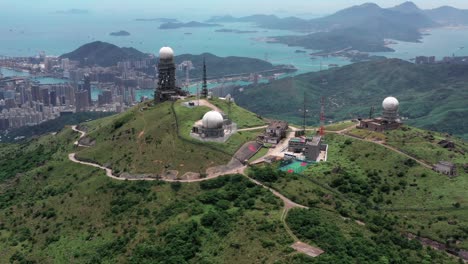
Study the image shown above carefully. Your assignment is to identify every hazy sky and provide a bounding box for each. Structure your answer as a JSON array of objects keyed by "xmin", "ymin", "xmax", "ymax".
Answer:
[{"xmin": 2, "ymin": 0, "xmax": 468, "ymax": 16}]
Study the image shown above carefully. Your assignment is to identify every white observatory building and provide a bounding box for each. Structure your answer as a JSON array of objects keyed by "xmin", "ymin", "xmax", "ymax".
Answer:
[
  {"xmin": 358, "ymin": 96, "xmax": 402, "ymax": 132},
  {"xmin": 191, "ymin": 110, "xmax": 236, "ymax": 142}
]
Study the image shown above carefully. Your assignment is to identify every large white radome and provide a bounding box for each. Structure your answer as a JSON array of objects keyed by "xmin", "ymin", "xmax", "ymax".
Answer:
[
  {"xmin": 202, "ymin": 111, "xmax": 224, "ymax": 129},
  {"xmin": 382, "ymin": 97, "xmax": 399, "ymax": 111},
  {"xmin": 159, "ymin": 47, "xmax": 174, "ymax": 59}
]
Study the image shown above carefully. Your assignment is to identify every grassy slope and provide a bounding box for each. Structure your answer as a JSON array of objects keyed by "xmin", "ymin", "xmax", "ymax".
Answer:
[
  {"xmin": 251, "ymin": 132, "xmax": 468, "ymax": 251},
  {"xmin": 0, "ymin": 128, "xmax": 294, "ymax": 263},
  {"xmin": 76, "ymin": 100, "xmax": 264, "ymax": 175},
  {"xmin": 235, "ymin": 59, "xmax": 468, "ymax": 139}
]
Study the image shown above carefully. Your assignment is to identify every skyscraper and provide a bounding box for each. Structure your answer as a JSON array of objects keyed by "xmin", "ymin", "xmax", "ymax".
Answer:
[
  {"xmin": 50, "ymin": 90, "xmax": 57, "ymax": 106},
  {"xmin": 31, "ymin": 85, "xmax": 40, "ymax": 102},
  {"xmin": 75, "ymin": 90, "xmax": 89, "ymax": 112},
  {"xmin": 41, "ymin": 87, "xmax": 50, "ymax": 106},
  {"xmin": 83, "ymin": 74, "xmax": 92, "ymax": 104}
]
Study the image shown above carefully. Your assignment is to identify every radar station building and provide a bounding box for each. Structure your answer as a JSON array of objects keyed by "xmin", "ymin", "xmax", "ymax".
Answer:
[
  {"xmin": 154, "ymin": 47, "xmax": 187, "ymax": 102},
  {"xmin": 191, "ymin": 110, "xmax": 236, "ymax": 142},
  {"xmin": 358, "ymin": 96, "xmax": 402, "ymax": 132}
]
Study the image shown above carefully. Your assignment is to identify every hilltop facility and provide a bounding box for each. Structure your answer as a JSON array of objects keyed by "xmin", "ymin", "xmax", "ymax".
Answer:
[
  {"xmin": 154, "ymin": 47, "xmax": 187, "ymax": 102},
  {"xmin": 191, "ymin": 110, "xmax": 237, "ymax": 142},
  {"xmin": 358, "ymin": 96, "xmax": 402, "ymax": 132},
  {"xmin": 286, "ymin": 136, "xmax": 328, "ymax": 162}
]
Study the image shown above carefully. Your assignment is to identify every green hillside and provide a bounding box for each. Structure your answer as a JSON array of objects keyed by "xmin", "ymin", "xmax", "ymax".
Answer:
[
  {"xmin": 0, "ymin": 100, "xmax": 464, "ymax": 263},
  {"xmin": 248, "ymin": 130, "xmax": 468, "ymax": 256},
  {"xmin": 75, "ymin": 99, "xmax": 265, "ymax": 176},
  {"xmin": 0, "ymin": 130, "xmax": 291, "ymax": 263},
  {"xmin": 234, "ymin": 59, "xmax": 468, "ymax": 139}
]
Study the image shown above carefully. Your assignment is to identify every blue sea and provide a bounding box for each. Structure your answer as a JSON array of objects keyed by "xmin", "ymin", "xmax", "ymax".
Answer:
[{"xmin": 2, "ymin": 11, "xmax": 468, "ymax": 93}]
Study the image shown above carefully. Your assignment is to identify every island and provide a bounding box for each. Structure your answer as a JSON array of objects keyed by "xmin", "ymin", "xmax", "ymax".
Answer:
[
  {"xmin": 134, "ymin": 18, "xmax": 179, "ymax": 23},
  {"xmin": 55, "ymin": 9, "xmax": 89, "ymax": 15},
  {"xmin": 159, "ymin": 21, "xmax": 222, "ymax": 30},
  {"xmin": 215, "ymin": 29, "xmax": 258, "ymax": 34},
  {"xmin": 109, "ymin": 30, "xmax": 131, "ymax": 37}
]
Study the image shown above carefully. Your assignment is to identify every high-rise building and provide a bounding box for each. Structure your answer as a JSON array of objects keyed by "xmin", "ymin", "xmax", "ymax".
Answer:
[
  {"xmin": 98, "ymin": 89, "xmax": 112, "ymax": 106},
  {"xmin": 50, "ymin": 90, "xmax": 57, "ymax": 106},
  {"xmin": 31, "ymin": 85, "xmax": 40, "ymax": 102},
  {"xmin": 83, "ymin": 74, "xmax": 92, "ymax": 104},
  {"xmin": 75, "ymin": 90, "xmax": 89, "ymax": 112},
  {"xmin": 41, "ymin": 87, "xmax": 50, "ymax": 106}
]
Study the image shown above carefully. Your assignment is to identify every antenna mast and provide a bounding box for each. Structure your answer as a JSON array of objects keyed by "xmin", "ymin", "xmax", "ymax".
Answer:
[{"xmin": 319, "ymin": 97, "xmax": 325, "ymax": 136}]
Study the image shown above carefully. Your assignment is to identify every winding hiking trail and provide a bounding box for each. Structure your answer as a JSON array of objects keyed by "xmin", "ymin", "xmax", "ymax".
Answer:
[
  {"xmin": 69, "ymin": 118, "xmax": 442, "ymax": 259},
  {"xmin": 69, "ymin": 124, "xmax": 324, "ymax": 257}
]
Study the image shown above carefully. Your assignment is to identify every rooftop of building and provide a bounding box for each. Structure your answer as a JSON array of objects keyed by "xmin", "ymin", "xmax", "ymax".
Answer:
[{"xmin": 268, "ymin": 120, "xmax": 288, "ymax": 130}]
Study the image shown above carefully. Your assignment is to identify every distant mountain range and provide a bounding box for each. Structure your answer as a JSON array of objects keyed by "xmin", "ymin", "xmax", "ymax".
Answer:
[
  {"xmin": 59, "ymin": 41, "xmax": 291, "ymax": 78},
  {"xmin": 234, "ymin": 59, "xmax": 468, "ymax": 139},
  {"xmin": 159, "ymin": 21, "xmax": 222, "ymax": 30},
  {"xmin": 208, "ymin": 2, "xmax": 468, "ymax": 53}
]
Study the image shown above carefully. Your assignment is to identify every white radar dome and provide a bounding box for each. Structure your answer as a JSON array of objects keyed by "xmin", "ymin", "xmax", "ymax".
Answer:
[
  {"xmin": 382, "ymin": 97, "xmax": 399, "ymax": 111},
  {"xmin": 202, "ymin": 111, "xmax": 224, "ymax": 129},
  {"xmin": 159, "ymin": 47, "xmax": 174, "ymax": 59}
]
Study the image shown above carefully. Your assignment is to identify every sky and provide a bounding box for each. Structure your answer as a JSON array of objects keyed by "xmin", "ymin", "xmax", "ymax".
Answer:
[{"xmin": 1, "ymin": 0, "xmax": 468, "ymax": 17}]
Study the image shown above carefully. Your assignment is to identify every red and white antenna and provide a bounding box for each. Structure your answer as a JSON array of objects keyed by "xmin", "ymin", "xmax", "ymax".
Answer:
[{"xmin": 319, "ymin": 97, "xmax": 325, "ymax": 136}]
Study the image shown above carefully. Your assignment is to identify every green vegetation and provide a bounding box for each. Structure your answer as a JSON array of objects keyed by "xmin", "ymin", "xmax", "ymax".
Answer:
[
  {"xmin": 1, "ymin": 112, "xmax": 115, "ymax": 143},
  {"xmin": 76, "ymin": 102, "xmax": 228, "ymax": 175},
  {"xmin": 76, "ymin": 100, "xmax": 263, "ymax": 176},
  {"xmin": 0, "ymin": 128, "xmax": 77, "ymax": 181},
  {"xmin": 208, "ymin": 98, "xmax": 267, "ymax": 129},
  {"xmin": 174, "ymin": 53, "xmax": 290, "ymax": 81},
  {"xmin": 325, "ymin": 121, "xmax": 356, "ymax": 132},
  {"xmin": 248, "ymin": 131, "xmax": 468, "ymax": 253},
  {"xmin": 287, "ymin": 208, "xmax": 455, "ymax": 264},
  {"xmin": 0, "ymin": 99, "xmax": 466, "ymax": 263},
  {"xmin": 60, "ymin": 41, "xmax": 148, "ymax": 67},
  {"xmin": 235, "ymin": 59, "xmax": 468, "ymax": 139},
  {"xmin": 0, "ymin": 127, "xmax": 294, "ymax": 262}
]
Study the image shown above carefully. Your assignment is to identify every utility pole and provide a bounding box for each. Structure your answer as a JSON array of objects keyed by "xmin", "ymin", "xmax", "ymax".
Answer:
[
  {"xmin": 298, "ymin": 84, "xmax": 309, "ymax": 135},
  {"xmin": 369, "ymin": 106, "xmax": 375, "ymax": 119}
]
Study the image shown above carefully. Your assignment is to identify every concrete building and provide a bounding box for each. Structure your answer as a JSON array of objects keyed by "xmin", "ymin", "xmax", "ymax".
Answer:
[
  {"xmin": 191, "ymin": 110, "xmax": 237, "ymax": 142},
  {"xmin": 433, "ymin": 161, "xmax": 456, "ymax": 176},
  {"xmin": 193, "ymin": 111, "xmax": 225, "ymax": 138},
  {"xmin": 358, "ymin": 96, "xmax": 402, "ymax": 132},
  {"xmin": 41, "ymin": 87, "xmax": 50, "ymax": 106},
  {"xmin": 288, "ymin": 136, "xmax": 324, "ymax": 161},
  {"xmin": 75, "ymin": 90, "xmax": 89, "ymax": 112},
  {"xmin": 262, "ymin": 120, "xmax": 288, "ymax": 144}
]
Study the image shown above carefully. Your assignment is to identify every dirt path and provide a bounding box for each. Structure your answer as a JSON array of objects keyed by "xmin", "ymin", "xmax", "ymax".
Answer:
[
  {"xmin": 330, "ymin": 130, "xmax": 433, "ymax": 169},
  {"xmin": 68, "ymin": 124, "xmax": 324, "ymax": 257},
  {"xmin": 71, "ymin": 126, "xmax": 89, "ymax": 148},
  {"xmin": 237, "ymin": 126, "xmax": 268, "ymax": 132},
  {"xmin": 197, "ymin": 99, "xmax": 223, "ymax": 113}
]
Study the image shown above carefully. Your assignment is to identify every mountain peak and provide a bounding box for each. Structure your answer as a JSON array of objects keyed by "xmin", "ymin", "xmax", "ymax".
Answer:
[{"xmin": 390, "ymin": 1, "xmax": 422, "ymax": 13}]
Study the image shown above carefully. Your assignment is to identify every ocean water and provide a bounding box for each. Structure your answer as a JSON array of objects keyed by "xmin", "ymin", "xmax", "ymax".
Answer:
[
  {"xmin": 374, "ymin": 27, "xmax": 468, "ymax": 60},
  {"xmin": 0, "ymin": 12, "xmax": 348, "ymax": 74},
  {"xmin": 1, "ymin": 12, "xmax": 468, "ymax": 78}
]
